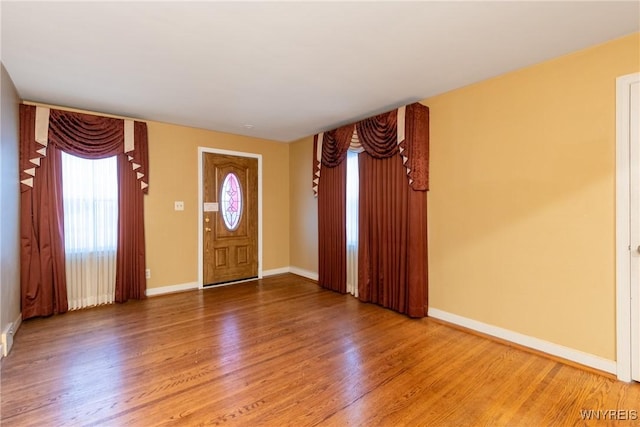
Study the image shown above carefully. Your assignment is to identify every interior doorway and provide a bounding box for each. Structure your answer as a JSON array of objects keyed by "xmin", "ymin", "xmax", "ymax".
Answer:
[
  {"xmin": 198, "ymin": 148, "xmax": 262, "ymax": 287},
  {"xmin": 616, "ymin": 72, "xmax": 640, "ymax": 382}
]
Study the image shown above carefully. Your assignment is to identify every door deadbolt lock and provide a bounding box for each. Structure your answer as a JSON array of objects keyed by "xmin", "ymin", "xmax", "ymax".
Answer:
[{"xmin": 205, "ymin": 217, "xmax": 210, "ymax": 223}]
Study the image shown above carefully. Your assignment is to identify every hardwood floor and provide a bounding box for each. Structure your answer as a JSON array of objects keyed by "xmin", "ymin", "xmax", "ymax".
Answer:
[{"xmin": 2, "ymin": 274, "xmax": 639, "ymax": 426}]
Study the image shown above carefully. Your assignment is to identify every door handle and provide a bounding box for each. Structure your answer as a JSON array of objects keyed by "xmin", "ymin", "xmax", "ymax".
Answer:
[{"xmin": 205, "ymin": 227, "xmax": 212, "ymax": 232}]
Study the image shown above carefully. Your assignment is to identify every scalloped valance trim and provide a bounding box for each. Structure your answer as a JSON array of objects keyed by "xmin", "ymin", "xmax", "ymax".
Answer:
[
  {"xmin": 313, "ymin": 103, "xmax": 428, "ymax": 197},
  {"xmin": 20, "ymin": 105, "xmax": 149, "ymax": 192}
]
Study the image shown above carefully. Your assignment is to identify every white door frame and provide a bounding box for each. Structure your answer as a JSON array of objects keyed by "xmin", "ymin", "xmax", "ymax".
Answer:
[
  {"xmin": 615, "ymin": 72, "xmax": 640, "ymax": 382},
  {"xmin": 197, "ymin": 147, "xmax": 263, "ymax": 289}
]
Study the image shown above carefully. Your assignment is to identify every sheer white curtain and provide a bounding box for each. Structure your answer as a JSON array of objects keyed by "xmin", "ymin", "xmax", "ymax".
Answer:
[
  {"xmin": 62, "ymin": 152, "xmax": 118, "ymax": 310},
  {"xmin": 346, "ymin": 150, "xmax": 359, "ymax": 297}
]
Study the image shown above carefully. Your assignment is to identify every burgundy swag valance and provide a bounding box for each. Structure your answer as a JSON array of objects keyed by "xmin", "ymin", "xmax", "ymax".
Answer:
[
  {"xmin": 20, "ymin": 106, "xmax": 149, "ymax": 191},
  {"xmin": 312, "ymin": 102, "xmax": 430, "ymax": 318},
  {"xmin": 19, "ymin": 104, "xmax": 149, "ymax": 319},
  {"xmin": 312, "ymin": 102, "xmax": 429, "ymax": 195}
]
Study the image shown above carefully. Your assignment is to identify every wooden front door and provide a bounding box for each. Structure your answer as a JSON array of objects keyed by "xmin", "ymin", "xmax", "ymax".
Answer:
[{"xmin": 202, "ymin": 153, "xmax": 258, "ymax": 285}]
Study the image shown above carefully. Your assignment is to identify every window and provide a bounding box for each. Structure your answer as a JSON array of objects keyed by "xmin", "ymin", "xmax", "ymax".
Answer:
[
  {"xmin": 346, "ymin": 150, "xmax": 359, "ymax": 247},
  {"xmin": 62, "ymin": 152, "xmax": 118, "ymax": 252},
  {"xmin": 61, "ymin": 152, "xmax": 118, "ymax": 309},
  {"xmin": 346, "ymin": 150, "xmax": 359, "ymax": 297},
  {"xmin": 221, "ymin": 172, "xmax": 242, "ymax": 231}
]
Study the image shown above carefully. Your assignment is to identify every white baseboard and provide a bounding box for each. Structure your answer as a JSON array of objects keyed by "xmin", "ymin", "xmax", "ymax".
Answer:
[
  {"xmin": 289, "ymin": 267, "xmax": 318, "ymax": 281},
  {"xmin": 1, "ymin": 312, "xmax": 22, "ymax": 357},
  {"xmin": 263, "ymin": 267, "xmax": 319, "ymax": 281},
  {"xmin": 146, "ymin": 267, "xmax": 319, "ymax": 297},
  {"xmin": 428, "ymin": 308, "xmax": 617, "ymax": 375},
  {"xmin": 146, "ymin": 281, "xmax": 199, "ymax": 297},
  {"xmin": 262, "ymin": 267, "xmax": 290, "ymax": 277},
  {"xmin": 13, "ymin": 312, "xmax": 22, "ymax": 338}
]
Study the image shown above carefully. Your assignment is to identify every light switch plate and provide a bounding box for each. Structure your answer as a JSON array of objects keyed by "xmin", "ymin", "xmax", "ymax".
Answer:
[{"xmin": 174, "ymin": 201, "xmax": 184, "ymax": 211}]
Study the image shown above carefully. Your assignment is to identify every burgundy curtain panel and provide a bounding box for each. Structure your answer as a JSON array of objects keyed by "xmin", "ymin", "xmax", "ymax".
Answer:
[
  {"xmin": 19, "ymin": 106, "xmax": 68, "ymax": 318},
  {"xmin": 315, "ymin": 129, "xmax": 352, "ymax": 293},
  {"xmin": 358, "ymin": 154, "xmax": 428, "ymax": 317},
  {"xmin": 317, "ymin": 161, "xmax": 347, "ymax": 293},
  {"xmin": 115, "ymin": 121, "xmax": 149, "ymax": 302},
  {"xmin": 19, "ymin": 105, "xmax": 149, "ymax": 319},
  {"xmin": 313, "ymin": 103, "xmax": 429, "ymax": 318}
]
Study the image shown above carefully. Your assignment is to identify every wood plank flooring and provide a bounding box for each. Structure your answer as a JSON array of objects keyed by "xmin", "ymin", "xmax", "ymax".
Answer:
[{"xmin": 2, "ymin": 273, "xmax": 639, "ymax": 426}]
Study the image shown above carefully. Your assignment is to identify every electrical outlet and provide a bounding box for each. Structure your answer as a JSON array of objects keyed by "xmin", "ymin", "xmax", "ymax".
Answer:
[
  {"xmin": 174, "ymin": 201, "xmax": 184, "ymax": 211},
  {"xmin": 145, "ymin": 269, "xmax": 151, "ymax": 279}
]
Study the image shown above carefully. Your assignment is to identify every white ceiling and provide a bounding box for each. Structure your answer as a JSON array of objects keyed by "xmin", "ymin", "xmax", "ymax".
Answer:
[{"xmin": 2, "ymin": 1, "xmax": 638, "ymax": 142}]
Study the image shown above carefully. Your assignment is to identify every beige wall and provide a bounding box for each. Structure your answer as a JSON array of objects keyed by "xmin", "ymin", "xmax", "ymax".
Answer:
[
  {"xmin": 0, "ymin": 63, "xmax": 22, "ymax": 339},
  {"xmin": 145, "ymin": 121, "xmax": 290, "ymax": 289},
  {"xmin": 287, "ymin": 33, "xmax": 640, "ymax": 361},
  {"xmin": 12, "ymin": 101, "xmax": 291, "ymax": 292},
  {"xmin": 9, "ymin": 31, "xmax": 638, "ymax": 362},
  {"xmin": 289, "ymin": 136, "xmax": 318, "ymax": 274},
  {"xmin": 426, "ymin": 33, "xmax": 639, "ymax": 360}
]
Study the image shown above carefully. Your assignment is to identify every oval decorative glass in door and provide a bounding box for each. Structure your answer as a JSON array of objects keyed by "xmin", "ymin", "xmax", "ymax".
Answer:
[{"xmin": 220, "ymin": 172, "xmax": 243, "ymax": 231}]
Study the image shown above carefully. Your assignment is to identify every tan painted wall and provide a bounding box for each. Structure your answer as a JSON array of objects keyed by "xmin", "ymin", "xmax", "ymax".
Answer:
[
  {"xmin": 0, "ymin": 63, "xmax": 22, "ymax": 336},
  {"xmin": 289, "ymin": 136, "xmax": 318, "ymax": 274},
  {"xmin": 286, "ymin": 33, "xmax": 640, "ymax": 361},
  {"xmin": 11, "ymin": 31, "xmax": 637, "ymax": 362},
  {"xmin": 426, "ymin": 33, "xmax": 639, "ymax": 360},
  {"xmin": 145, "ymin": 121, "xmax": 290, "ymax": 289},
  {"xmin": 15, "ymin": 101, "xmax": 291, "ymax": 291}
]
